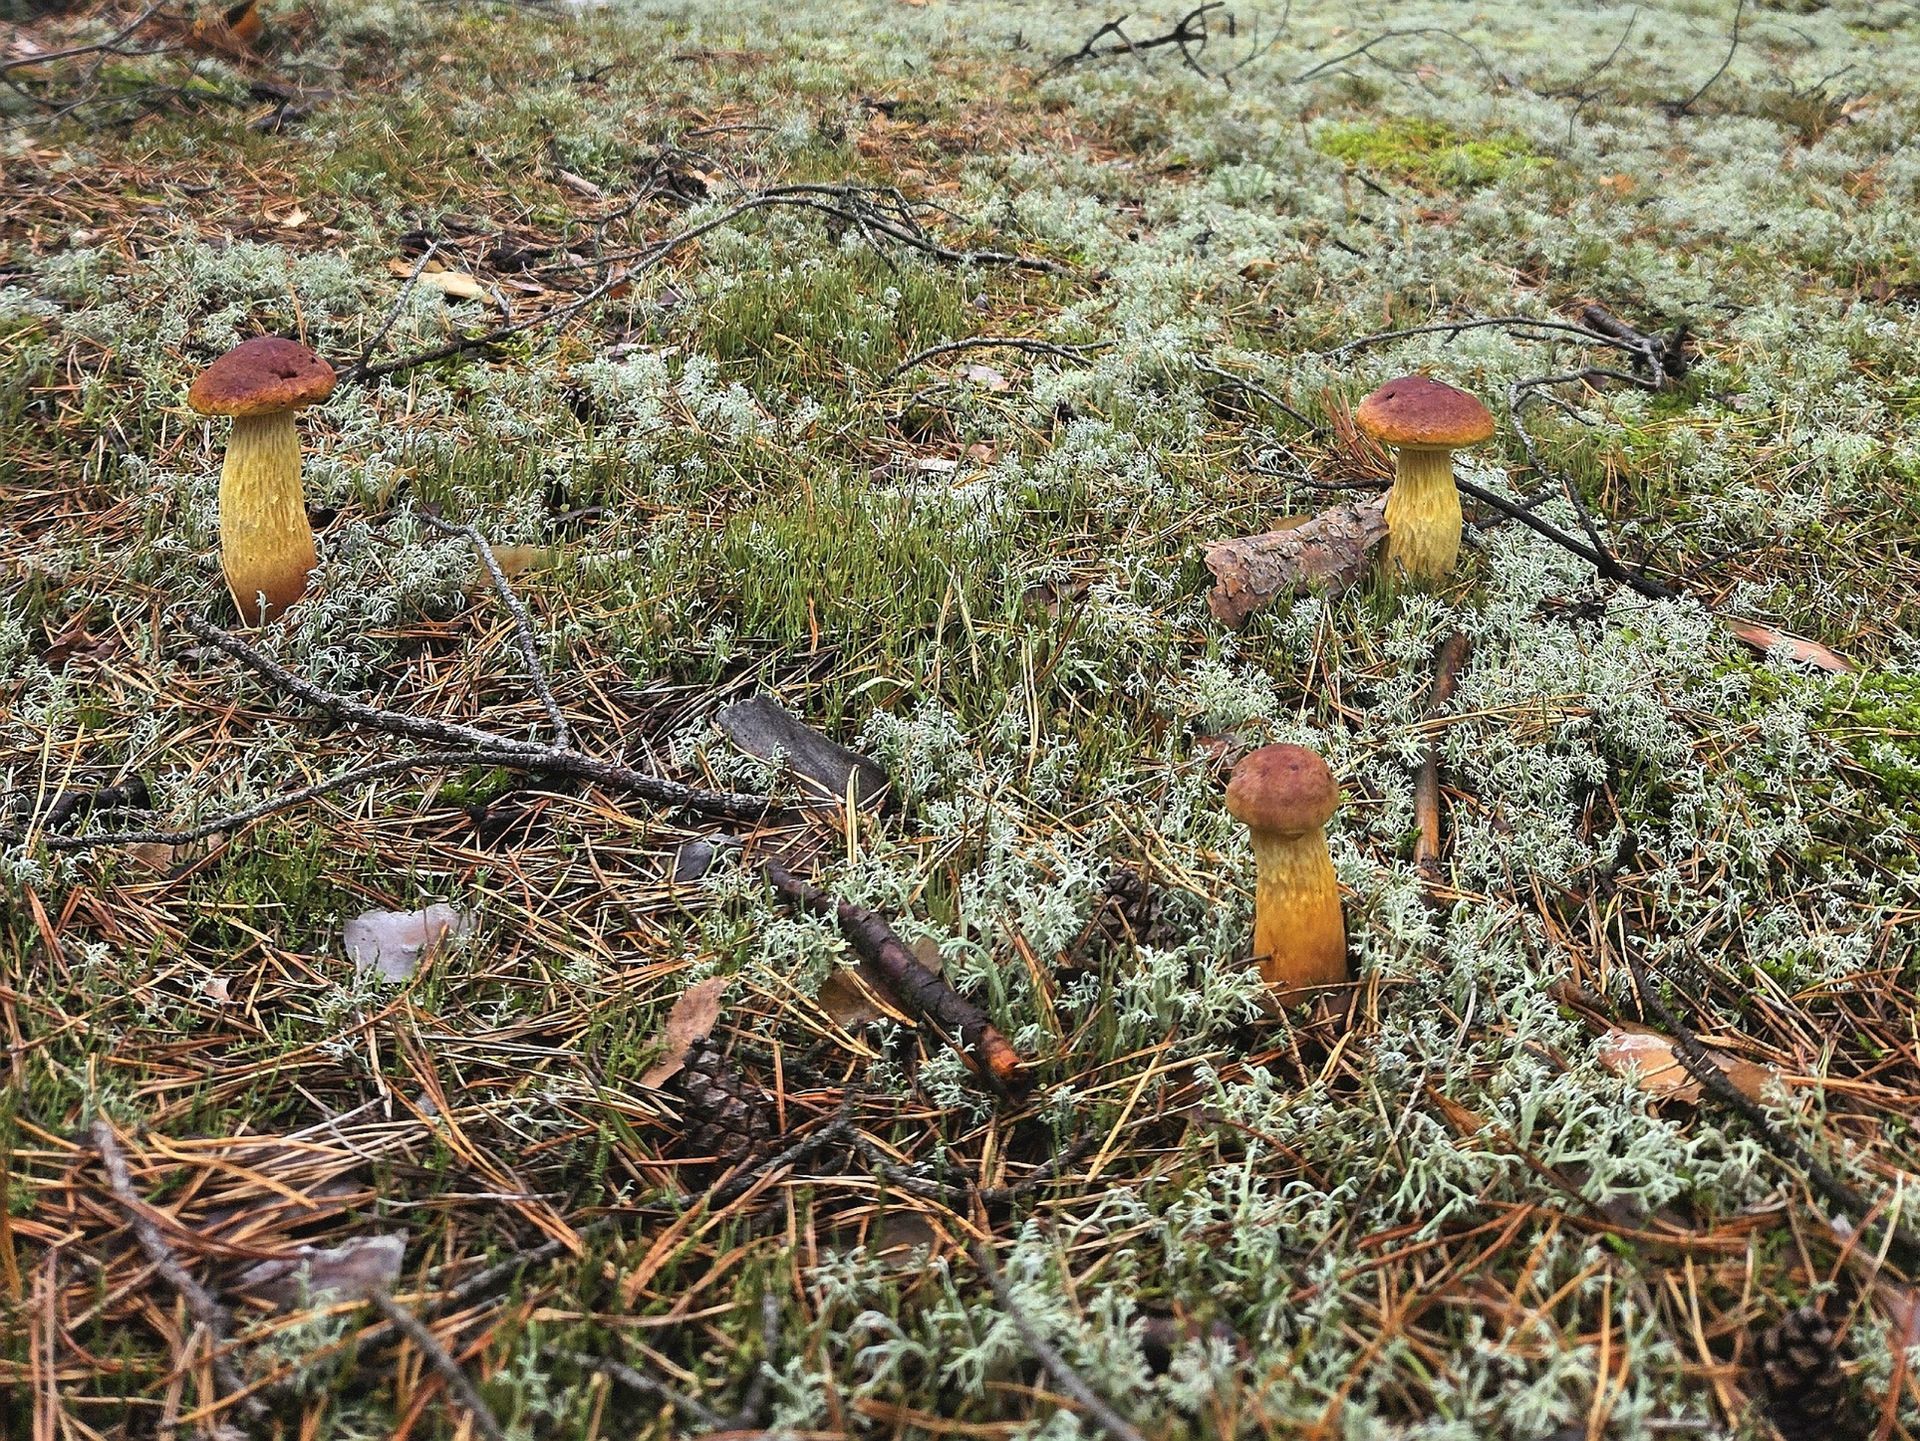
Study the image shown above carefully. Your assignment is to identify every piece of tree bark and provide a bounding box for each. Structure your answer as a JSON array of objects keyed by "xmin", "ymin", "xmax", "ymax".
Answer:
[
  {"xmin": 1205, "ymin": 496, "xmax": 1388, "ymax": 628},
  {"xmin": 716, "ymin": 696, "xmax": 890, "ymax": 808}
]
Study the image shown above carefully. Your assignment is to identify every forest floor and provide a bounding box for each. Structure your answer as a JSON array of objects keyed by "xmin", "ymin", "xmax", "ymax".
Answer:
[{"xmin": 5, "ymin": 0, "xmax": 1920, "ymax": 1436}]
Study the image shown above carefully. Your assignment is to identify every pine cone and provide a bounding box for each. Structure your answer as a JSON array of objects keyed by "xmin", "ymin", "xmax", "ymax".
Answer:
[
  {"xmin": 1078, "ymin": 865, "xmax": 1177, "ymax": 960},
  {"xmin": 674, "ymin": 1041, "xmax": 773, "ymax": 1171},
  {"xmin": 1753, "ymin": 1306, "xmax": 1852, "ymax": 1441}
]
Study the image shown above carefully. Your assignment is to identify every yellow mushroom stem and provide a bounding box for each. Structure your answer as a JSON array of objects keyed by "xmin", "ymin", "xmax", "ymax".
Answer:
[
  {"xmin": 1381, "ymin": 444, "xmax": 1463, "ymax": 581},
  {"xmin": 219, "ymin": 410, "xmax": 315, "ymax": 623},
  {"xmin": 1248, "ymin": 824, "xmax": 1347, "ymax": 1001}
]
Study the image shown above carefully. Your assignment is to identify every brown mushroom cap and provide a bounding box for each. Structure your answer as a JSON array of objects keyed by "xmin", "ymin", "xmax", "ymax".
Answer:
[
  {"xmin": 1354, "ymin": 375, "xmax": 1493, "ymax": 450},
  {"xmin": 188, "ymin": 337, "xmax": 335, "ymax": 418},
  {"xmin": 1225, "ymin": 744, "xmax": 1339, "ymax": 835}
]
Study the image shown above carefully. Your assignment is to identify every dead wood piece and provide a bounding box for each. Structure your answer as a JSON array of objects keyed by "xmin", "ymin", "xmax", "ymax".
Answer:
[
  {"xmin": 759, "ymin": 860, "xmax": 1029, "ymax": 1096},
  {"xmin": 1577, "ymin": 303, "xmax": 1690, "ymax": 385},
  {"xmin": 1413, "ymin": 632, "xmax": 1471, "ymax": 885},
  {"xmin": 716, "ymin": 696, "xmax": 889, "ymax": 809},
  {"xmin": 1204, "ymin": 496, "xmax": 1388, "ymax": 627},
  {"xmin": 89, "ymin": 1120, "xmax": 266, "ymax": 1421}
]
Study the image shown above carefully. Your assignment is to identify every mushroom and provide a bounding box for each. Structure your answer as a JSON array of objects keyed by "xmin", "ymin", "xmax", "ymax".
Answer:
[
  {"xmin": 1225, "ymin": 743, "xmax": 1347, "ymax": 1002},
  {"xmin": 187, "ymin": 337, "xmax": 335, "ymax": 623},
  {"xmin": 1353, "ymin": 375, "xmax": 1493, "ymax": 583}
]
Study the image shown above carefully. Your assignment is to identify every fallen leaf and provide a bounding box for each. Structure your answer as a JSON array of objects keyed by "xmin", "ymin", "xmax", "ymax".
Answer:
[
  {"xmin": 344, "ymin": 902, "xmax": 473, "ymax": 981},
  {"xmin": 1597, "ymin": 1025, "xmax": 1778, "ymax": 1105},
  {"xmin": 415, "ymin": 270, "xmax": 488, "ymax": 301},
  {"xmin": 1721, "ymin": 617, "xmax": 1852, "ymax": 673},
  {"xmin": 231, "ymin": 1234, "xmax": 405, "ymax": 1308},
  {"xmin": 961, "ymin": 362, "xmax": 1009, "ymax": 390},
  {"xmin": 638, "ymin": 977, "xmax": 726, "ymax": 1087},
  {"xmin": 819, "ymin": 936, "xmax": 942, "ymax": 1030},
  {"xmin": 487, "ymin": 543, "xmax": 553, "ymax": 578},
  {"xmin": 1598, "ymin": 1028, "xmax": 1701, "ymax": 1102},
  {"xmin": 202, "ymin": 976, "xmax": 232, "ymax": 1004},
  {"xmin": 1205, "ymin": 496, "xmax": 1390, "ymax": 627}
]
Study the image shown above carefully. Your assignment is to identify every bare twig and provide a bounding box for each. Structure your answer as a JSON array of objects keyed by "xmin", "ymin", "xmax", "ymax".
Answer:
[
  {"xmin": 352, "ymin": 183, "xmax": 1068, "ymax": 384},
  {"xmin": 1453, "ymin": 474, "xmax": 1678, "ymax": 601},
  {"xmin": 17, "ymin": 750, "xmax": 508, "ymax": 852},
  {"xmin": 562, "ymin": 1351, "xmax": 732, "ymax": 1430},
  {"xmin": 1318, "ymin": 314, "xmax": 1652, "ymax": 364},
  {"xmin": 1668, "ymin": 0, "xmax": 1746, "ymax": 115},
  {"xmin": 89, "ymin": 1120, "xmax": 266, "ymax": 1421},
  {"xmin": 1413, "ymin": 633, "xmax": 1470, "ymax": 883},
  {"xmin": 1193, "ymin": 359, "xmax": 1321, "ymax": 433},
  {"xmin": 1284, "ymin": 27, "xmax": 1499, "ymax": 89},
  {"xmin": 760, "ymin": 859, "xmax": 1029, "ymax": 1096},
  {"xmin": 368, "ymin": 1291, "xmax": 508, "ymax": 1441},
  {"xmin": 705, "ymin": 1112, "xmax": 857, "ymax": 1208},
  {"xmin": 884, "ymin": 336, "xmax": 1107, "ymax": 382},
  {"xmin": 1619, "ymin": 939, "xmax": 1920, "ymax": 1272},
  {"xmin": 0, "ymin": 4, "xmax": 166, "ymax": 76},
  {"xmin": 1045, "ymin": 4, "xmax": 1227, "ymax": 80},
  {"xmin": 972, "ymin": 1241, "xmax": 1146, "ymax": 1441},
  {"xmin": 339, "ymin": 241, "xmax": 440, "ymax": 384},
  {"xmin": 422, "ymin": 516, "xmax": 573, "ymax": 749}
]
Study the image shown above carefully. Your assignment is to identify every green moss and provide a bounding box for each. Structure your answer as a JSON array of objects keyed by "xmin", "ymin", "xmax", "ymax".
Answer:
[
  {"xmin": 1823, "ymin": 671, "xmax": 1920, "ymax": 804},
  {"xmin": 1314, "ymin": 116, "xmax": 1541, "ymax": 186}
]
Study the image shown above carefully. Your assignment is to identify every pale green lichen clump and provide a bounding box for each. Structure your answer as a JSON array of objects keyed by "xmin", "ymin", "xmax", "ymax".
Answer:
[{"xmin": 5, "ymin": 0, "xmax": 1920, "ymax": 1433}]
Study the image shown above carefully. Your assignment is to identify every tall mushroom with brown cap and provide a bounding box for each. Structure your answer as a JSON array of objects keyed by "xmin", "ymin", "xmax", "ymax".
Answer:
[
  {"xmin": 1353, "ymin": 375, "xmax": 1493, "ymax": 582},
  {"xmin": 188, "ymin": 337, "xmax": 335, "ymax": 623},
  {"xmin": 1225, "ymin": 744, "xmax": 1347, "ymax": 1003}
]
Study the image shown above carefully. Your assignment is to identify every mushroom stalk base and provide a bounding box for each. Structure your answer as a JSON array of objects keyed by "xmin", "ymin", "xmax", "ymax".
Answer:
[
  {"xmin": 1250, "ymin": 829, "xmax": 1348, "ymax": 1003},
  {"xmin": 220, "ymin": 412, "xmax": 315, "ymax": 624},
  {"xmin": 1382, "ymin": 446, "xmax": 1462, "ymax": 582}
]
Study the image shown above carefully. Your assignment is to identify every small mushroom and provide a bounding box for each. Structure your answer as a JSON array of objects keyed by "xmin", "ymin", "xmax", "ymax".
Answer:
[
  {"xmin": 1353, "ymin": 375, "xmax": 1493, "ymax": 582},
  {"xmin": 1225, "ymin": 744, "xmax": 1347, "ymax": 1002},
  {"xmin": 188, "ymin": 337, "xmax": 335, "ymax": 623}
]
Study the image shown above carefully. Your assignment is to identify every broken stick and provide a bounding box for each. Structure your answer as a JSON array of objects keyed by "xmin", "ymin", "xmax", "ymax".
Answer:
[{"xmin": 759, "ymin": 859, "xmax": 1029, "ymax": 1095}]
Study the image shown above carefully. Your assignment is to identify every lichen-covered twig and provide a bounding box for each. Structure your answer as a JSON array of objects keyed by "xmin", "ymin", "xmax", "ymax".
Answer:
[
  {"xmin": 884, "ymin": 335, "xmax": 1107, "ymax": 382},
  {"xmin": 181, "ymin": 614, "xmax": 776, "ymax": 821},
  {"xmin": 760, "ymin": 859, "xmax": 1029, "ymax": 1095},
  {"xmin": 422, "ymin": 516, "xmax": 573, "ymax": 749}
]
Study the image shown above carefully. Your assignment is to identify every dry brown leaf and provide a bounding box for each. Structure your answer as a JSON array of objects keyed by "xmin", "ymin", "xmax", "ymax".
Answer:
[
  {"xmin": 638, "ymin": 976, "xmax": 726, "ymax": 1087},
  {"xmin": 1597, "ymin": 1025, "xmax": 1777, "ymax": 1105},
  {"xmin": 415, "ymin": 270, "xmax": 488, "ymax": 301},
  {"xmin": 1721, "ymin": 617, "xmax": 1852, "ymax": 673},
  {"xmin": 1598, "ymin": 1028, "xmax": 1701, "ymax": 1102},
  {"xmin": 819, "ymin": 937, "xmax": 942, "ymax": 1029},
  {"xmin": 487, "ymin": 543, "xmax": 553, "ymax": 578}
]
